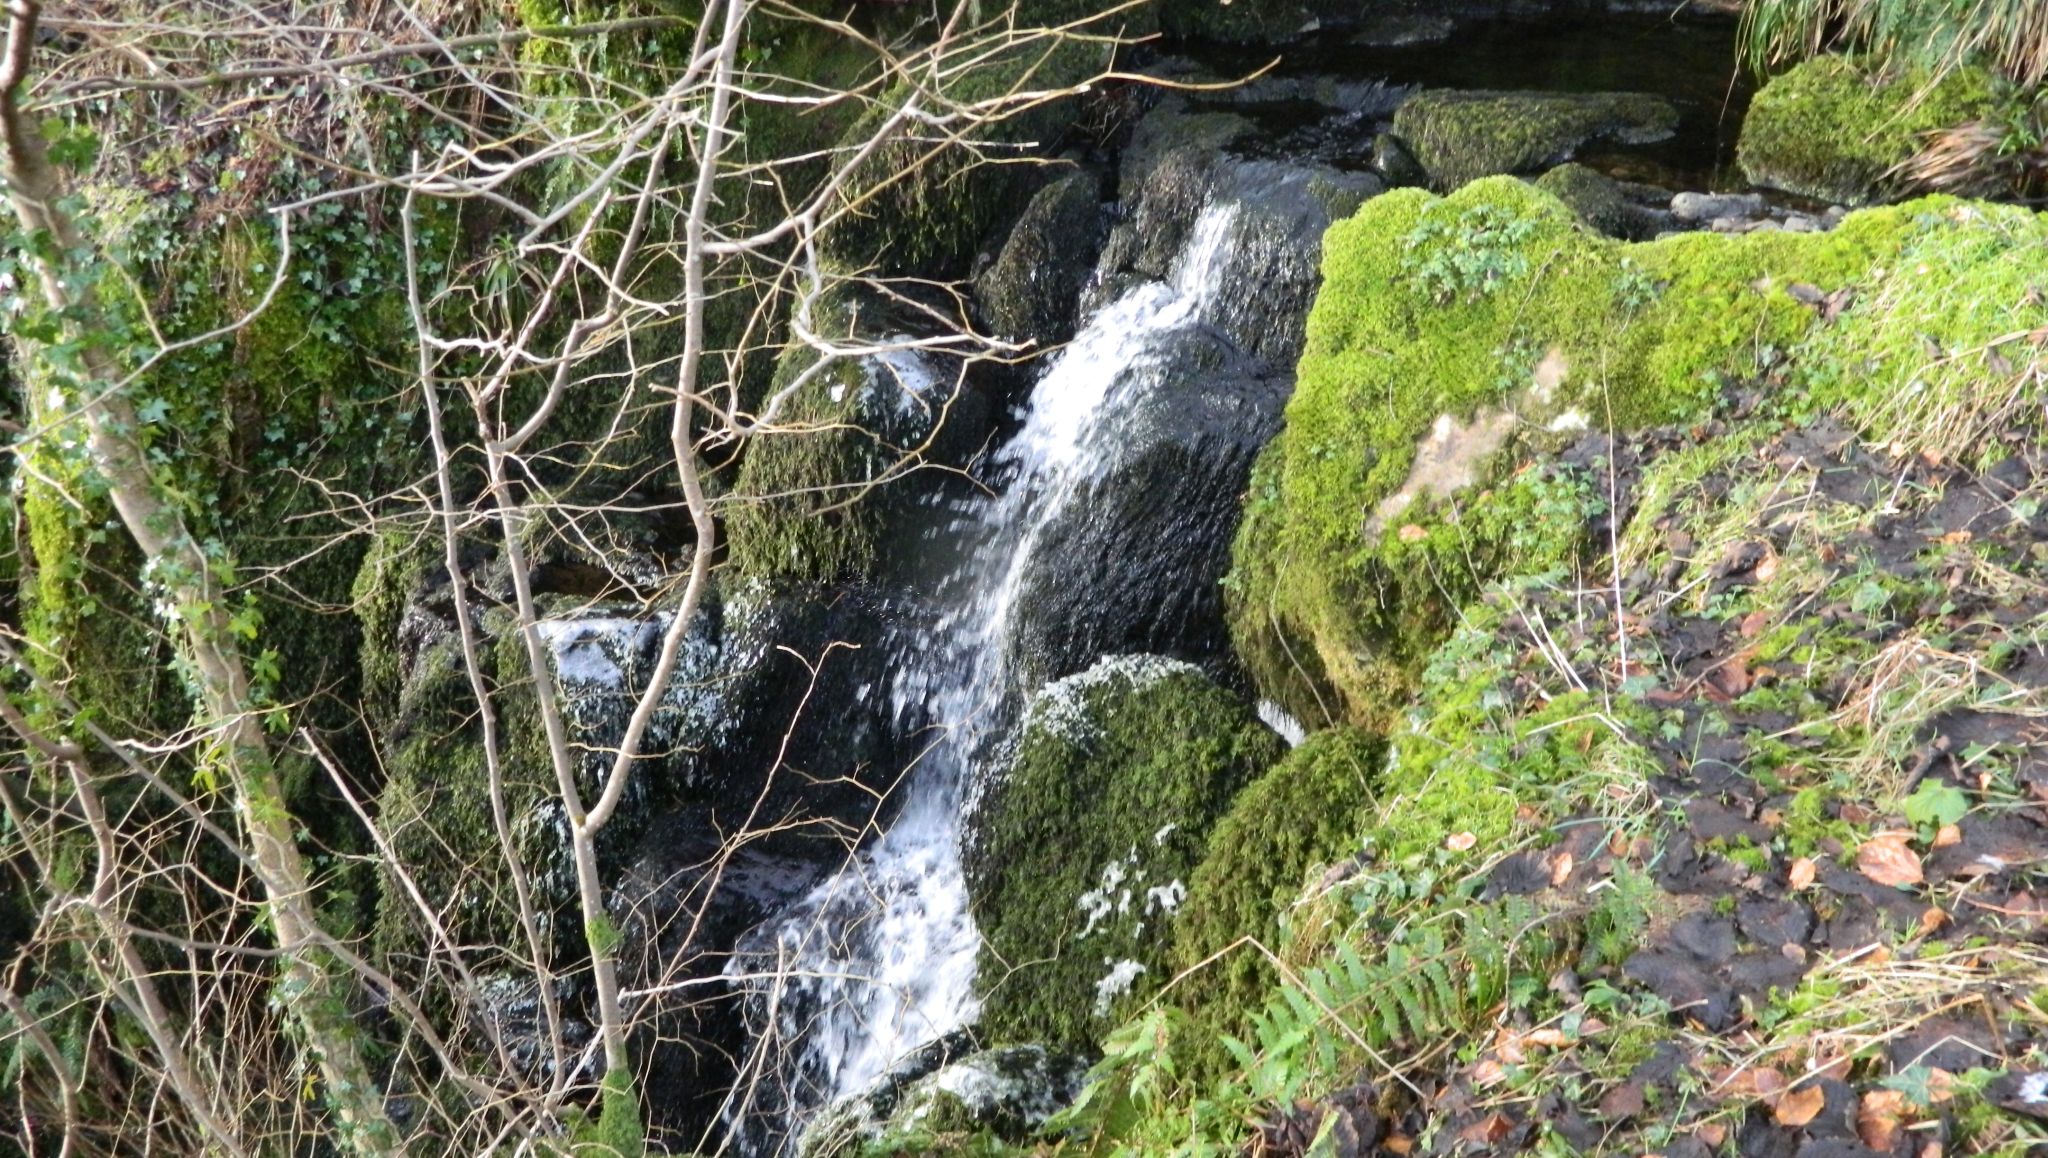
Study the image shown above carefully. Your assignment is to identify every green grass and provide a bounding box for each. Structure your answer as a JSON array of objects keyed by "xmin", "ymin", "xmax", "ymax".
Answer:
[{"xmin": 1742, "ymin": 0, "xmax": 2048, "ymax": 89}]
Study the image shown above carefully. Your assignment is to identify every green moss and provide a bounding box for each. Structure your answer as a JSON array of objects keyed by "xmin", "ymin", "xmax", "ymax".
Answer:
[
  {"xmin": 1738, "ymin": 55, "xmax": 2002, "ymax": 205},
  {"xmin": 968, "ymin": 656, "xmax": 1284, "ymax": 1050},
  {"xmin": 722, "ymin": 290, "xmax": 895, "ymax": 591},
  {"xmin": 1534, "ymin": 162, "xmax": 1641, "ymax": 239},
  {"xmin": 1226, "ymin": 177, "xmax": 2048, "ymax": 730},
  {"xmin": 1169, "ymin": 727, "xmax": 1379, "ymax": 1073},
  {"xmin": 1392, "ymin": 91, "xmax": 1678, "ymax": 190}
]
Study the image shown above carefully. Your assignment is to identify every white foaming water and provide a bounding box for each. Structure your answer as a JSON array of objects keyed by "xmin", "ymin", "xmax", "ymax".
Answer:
[{"xmin": 728, "ymin": 206, "xmax": 1241, "ymax": 1152}]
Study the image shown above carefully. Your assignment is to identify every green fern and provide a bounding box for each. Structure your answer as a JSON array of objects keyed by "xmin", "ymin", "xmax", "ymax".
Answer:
[{"xmin": 1228, "ymin": 898, "xmax": 1571, "ymax": 1107}]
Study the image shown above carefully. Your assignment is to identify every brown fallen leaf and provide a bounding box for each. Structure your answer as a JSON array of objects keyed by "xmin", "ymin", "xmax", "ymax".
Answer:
[
  {"xmin": 1719, "ymin": 1065, "xmax": 1787, "ymax": 1100},
  {"xmin": 1739, "ymin": 609, "xmax": 1773, "ymax": 638},
  {"xmin": 1696, "ymin": 1123, "xmax": 1728, "ymax": 1149},
  {"xmin": 1755, "ymin": 552, "xmax": 1780, "ymax": 584},
  {"xmin": 1599, "ymin": 1081, "xmax": 1645, "ymax": 1121},
  {"xmin": 1382, "ymin": 1134, "xmax": 1414, "ymax": 1155},
  {"xmin": 1550, "ymin": 851, "xmax": 1576, "ymax": 888},
  {"xmin": 1470, "ymin": 1058, "xmax": 1509, "ymax": 1088},
  {"xmin": 1458, "ymin": 1111, "xmax": 1515, "ymax": 1145},
  {"xmin": 1446, "ymin": 831, "xmax": 1477, "ymax": 852},
  {"xmin": 1858, "ymin": 832, "xmax": 1925, "ymax": 888},
  {"xmin": 1523, "ymin": 1028, "xmax": 1573, "ymax": 1049},
  {"xmin": 1703, "ymin": 656, "xmax": 1752, "ymax": 700},
  {"xmin": 1933, "ymin": 823, "xmax": 1963, "ymax": 848},
  {"xmin": 1858, "ymin": 1089, "xmax": 1907, "ymax": 1151},
  {"xmin": 1920, "ymin": 907, "xmax": 1950, "ymax": 935},
  {"xmin": 1926, "ymin": 1067, "xmax": 1958, "ymax": 1104},
  {"xmin": 1398, "ymin": 523, "xmax": 1427, "ymax": 543},
  {"xmin": 1773, "ymin": 1084, "xmax": 1826, "ymax": 1127},
  {"xmin": 1789, "ymin": 857, "xmax": 1818, "ymax": 891}
]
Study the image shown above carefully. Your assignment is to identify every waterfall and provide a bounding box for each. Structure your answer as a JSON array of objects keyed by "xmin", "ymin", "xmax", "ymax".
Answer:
[{"xmin": 724, "ymin": 204, "xmax": 1244, "ymax": 1154}]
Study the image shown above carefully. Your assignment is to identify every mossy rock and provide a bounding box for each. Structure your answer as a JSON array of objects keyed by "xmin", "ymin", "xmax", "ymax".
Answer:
[
  {"xmin": 1227, "ymin": 176, "xmax": 2048, "ymax": 730},
  {"xmin": 820, "ymin": 0, "xmax": 1151, "ymax": 280},
  {"xmin": 1737, "ymin": 55, "xmax": 2001, "ymax": 206},
  {"xmin": 1535, "ymin": 162, "xmax": 1645, "ymax": 240},
  {"xmin": 1391, "ymin": 90, "xmax": 1678, "ymax": 190},
  {"xmin": 724, "ymin": 288, "xmax": 981, "ymax": 591},
  {"xmin": 1169, "ymin": 726, "xmax": 1380, "ymax": 1070},
  {"xmin": 966, "ymin": 655, "xmax": 1284, "ymax": 1050},
  {"xmin": 975, "ymin": 168, "xmax": 1104, "ymax": 348}
]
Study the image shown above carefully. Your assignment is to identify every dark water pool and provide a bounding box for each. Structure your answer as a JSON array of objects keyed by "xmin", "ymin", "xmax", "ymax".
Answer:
[{"xmin": 1186, "ymin": 13, "xmax": 1756, "ymax": 191}]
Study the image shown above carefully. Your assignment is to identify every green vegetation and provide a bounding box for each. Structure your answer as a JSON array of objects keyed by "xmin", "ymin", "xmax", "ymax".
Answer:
[
  {"xmin": 1168, "ymin": 728, "xmax": 1379, "ymax": 1073},
  {"xmin": 1227, "ymin": 176, "xmax": 2048, "ymax": 730},
  {"xmin": 1741, "ymin": 0, "xmax": 2048, "ymax": 89},
  {"xmin": 1391, "ymin": 90, "xmax": 1677, "ymax": 189},
  {"xmin": 967, "ymin": 656, "xmax": 1284, "ymax": 1050},
  {"xmin": 1737, "ymin": 55, "xmax": 2002, "ymax": 203}
]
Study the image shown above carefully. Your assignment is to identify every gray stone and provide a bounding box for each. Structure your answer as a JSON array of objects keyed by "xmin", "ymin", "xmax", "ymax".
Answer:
[{"xmin": 1671, "ymin": 191, "xmax": 1766, "ymax": 222}]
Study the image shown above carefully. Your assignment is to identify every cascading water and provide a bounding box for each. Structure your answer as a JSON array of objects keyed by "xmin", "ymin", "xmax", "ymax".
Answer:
[{"xmin": 725, "ymin": 204, "xmax": 1244, "ymax": 1154}]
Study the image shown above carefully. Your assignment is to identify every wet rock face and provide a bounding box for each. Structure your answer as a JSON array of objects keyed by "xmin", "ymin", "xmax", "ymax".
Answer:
[
  {"xmin": 991, "ymin": 108, "xmax": 1379, "ymax": 691},
  {"xmin": 611, "ymin": 807, "xmax": 836, "ymax": 1146},
  {"xmin": 976, "ymin": 169, "xmax": 1105, "ymax": 351},
  {"xmin": 1005, "ymin": 332, "xmax": 1289, "ymax": 688},
  {"xmin": 1093, "ymin": 106, "xmax": 1382, "ymax": 366}
]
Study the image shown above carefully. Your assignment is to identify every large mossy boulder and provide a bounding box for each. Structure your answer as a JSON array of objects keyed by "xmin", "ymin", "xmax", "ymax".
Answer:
[
  {"xmin": 1169, "ymin": 727, "xmax": 1380, "ymax": 1060},
  {"xmin": 1391, "ymin": 90, "xmax": 1678, "ymax": 190},
  {"xmin": 1228, "ymin": 175, "xmax": 2048, "ymax": 730},
  {"xmin": 965, "ymin": 655, "xmax": 1284, "ymax": 1049},
  {"xmin": 1737, "ymin": 56, "xmax": 2001, "ymax": 205}
]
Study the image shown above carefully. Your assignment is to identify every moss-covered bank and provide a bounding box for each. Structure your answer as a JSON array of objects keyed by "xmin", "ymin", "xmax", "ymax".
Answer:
[{"xmin": 1228, "ymin": 176, "xmax": 2048, "ymax": 731}]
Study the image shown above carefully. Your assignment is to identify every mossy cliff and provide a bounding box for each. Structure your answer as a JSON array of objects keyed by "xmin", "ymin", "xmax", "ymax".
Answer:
[
  {"xmin": 1738, "ymin": 55, "xmax": 2004, "ymax": 204},
  {"xmin": 1228, "ymin": 176, "xmax": 2048, "ymax": 731},
  {"xmin": 965, "ymin": 655, "xmax": 1284, "ymax": 1050}
]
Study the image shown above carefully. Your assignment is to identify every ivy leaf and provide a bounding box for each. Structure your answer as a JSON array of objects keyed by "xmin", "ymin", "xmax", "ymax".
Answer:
[
  {"xmin": 1902, "ymin": 781, "xmax": 1968, "ymax": 830},
  {"xmin": 136, "ymin": 397, "xmax": 171, "ymax": 425}
]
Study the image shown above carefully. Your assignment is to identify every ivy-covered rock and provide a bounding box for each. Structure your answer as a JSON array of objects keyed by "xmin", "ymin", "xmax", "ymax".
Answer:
[
  {"xmin": 965, "ymin": 655, "xmax": 1284, "ymax": 1049},
  {"xmin": 1737, "ymin": 55, "xmax": 2001, "ymax": 205},
  {"xmin": 1170, "ymin": 727, "xmax": 1380, "ymax": 1066},
  {"xmin": 1227, "ymin": 176, "xmax": 2048, "ymax": 729},
  {"xmin": 1391, "ymin": 90, "xmax": 1678, "ymax": 190}
]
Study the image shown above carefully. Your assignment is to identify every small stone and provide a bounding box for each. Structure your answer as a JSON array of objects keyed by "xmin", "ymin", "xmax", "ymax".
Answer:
[{"xmin": 1672, "ymin": 190, "xmax": 1765, "ymax": 222}]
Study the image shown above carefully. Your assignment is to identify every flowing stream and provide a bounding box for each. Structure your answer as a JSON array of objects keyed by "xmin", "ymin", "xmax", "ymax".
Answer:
[{"xmin": 728, "ymin": 205, "xmax": 1243, "ymax": 1153}]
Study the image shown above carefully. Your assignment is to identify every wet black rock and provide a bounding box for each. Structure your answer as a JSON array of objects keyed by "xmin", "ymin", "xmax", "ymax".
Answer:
[{"xmin": 976, "ymin": 169, "xmax": 1106, "ymax": 351}]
